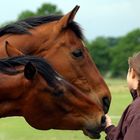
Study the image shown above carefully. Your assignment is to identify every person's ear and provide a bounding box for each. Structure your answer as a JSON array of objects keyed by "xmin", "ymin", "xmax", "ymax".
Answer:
[
  {"xmin": 24, "ymin": 62, "xmax": 37, "ymax": 80},
  {"xmin": 131, "ymin": 68, "xmax": 139, "ymax": 89},
  {"xmin": 131, "ymin": 68, "xmax": 135, "ymax": 79}
]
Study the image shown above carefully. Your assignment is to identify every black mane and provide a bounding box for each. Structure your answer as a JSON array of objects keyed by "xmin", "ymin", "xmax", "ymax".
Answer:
[
  {"xmin": 0, "ymin": 55, "xmax": 62, "ymax": 87},
  {"xmin": 0, "ymin": 15, "xmax": 84, "ymax": 40}
]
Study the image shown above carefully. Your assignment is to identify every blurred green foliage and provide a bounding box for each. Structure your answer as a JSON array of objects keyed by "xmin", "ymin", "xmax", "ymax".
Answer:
[
  {"xmin": 87, "ymin": 37, "xmax": 117, "ymax": 75},
  {"xmin": 110, "ymin": 29, "xmax": 140, "ymax": 77},
  {"xmin": 87, "ymin": 29, "xmax": 140, "ymax": 77}
]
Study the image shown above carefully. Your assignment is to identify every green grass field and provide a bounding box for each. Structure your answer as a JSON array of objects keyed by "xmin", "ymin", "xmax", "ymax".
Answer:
[{"xmin": 0, "ymin": 79, "xmax": 132, "ymax": 140}]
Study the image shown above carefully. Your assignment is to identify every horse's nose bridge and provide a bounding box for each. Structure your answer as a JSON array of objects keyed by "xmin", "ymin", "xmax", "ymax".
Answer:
[
  {"xmin": 88, "ymin": 72, "xmax": 111, "ymax": 100},
  {"xmin": 69, "ymin": 76, "xmax": 111, "ymax": 112},
  {"xmin": 60, "ymin": 75, "xmax": 111, "ymax": 114},
  {"xmin": 62, "ymin": 79, "xmax": 102, "ymax": 107},
  {"xmin": 82, "ymin": 76, "xmax": 111, "ymax": 108},
  {"xmin": 88, "ymin": 90, "xmax": 104, "ymax": 109},
  {"xmin": 93, "ymin": 87, "xmax": 111, "ymax": 114},
  {"xmin": 84, "ymin": 75, "xmax": 111, "ymax": 113}
]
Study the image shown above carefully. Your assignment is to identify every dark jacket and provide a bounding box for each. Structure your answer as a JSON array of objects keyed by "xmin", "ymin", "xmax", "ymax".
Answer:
[{"xmin": 105, "ymin": 90, "xmax": 140, "ymax": 140}]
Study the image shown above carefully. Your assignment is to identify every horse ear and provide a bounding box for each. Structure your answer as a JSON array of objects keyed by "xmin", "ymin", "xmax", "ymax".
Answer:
[
  {"xmin": 57, "ymin": 5, "xmax": 80, "ymax": 30},
  {"xmin": 5, "ymin": 41, "xmax": 23, "ymax": 57},
  {"xmin": 24, "ymin": 62, "xmax": 37, "ymax": 80}
]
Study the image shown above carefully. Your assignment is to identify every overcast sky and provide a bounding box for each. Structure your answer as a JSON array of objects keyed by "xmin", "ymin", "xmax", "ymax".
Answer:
[{"xmin": 0, "ymin": 0, "xmax": 140, "ymax": 40}]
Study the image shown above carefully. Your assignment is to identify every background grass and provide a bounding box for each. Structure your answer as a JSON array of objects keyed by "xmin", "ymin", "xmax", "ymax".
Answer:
[{"xmin": 0, "ymin": 79, "xmax": 132, "ymax": 140}]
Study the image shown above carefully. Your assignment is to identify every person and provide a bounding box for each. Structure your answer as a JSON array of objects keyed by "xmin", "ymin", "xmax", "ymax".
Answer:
[{"xmin": 105, "ymin": 52, "xmax": 140, "ymax": 140}]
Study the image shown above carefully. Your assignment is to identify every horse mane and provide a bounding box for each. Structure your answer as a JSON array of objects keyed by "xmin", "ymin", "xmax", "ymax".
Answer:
[
  {"xmin": 0, "ymin": 55, "xmax": 61, "ymax": 87},
  {"xmin": 0, "ymin": 15, "xmax": 84, "ymax": 40}
]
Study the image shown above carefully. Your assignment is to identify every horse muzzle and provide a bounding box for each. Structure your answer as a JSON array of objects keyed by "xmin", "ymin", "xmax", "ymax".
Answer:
[{"xmin": 83, "ymin": 115, "xmax": 106, "ymax": 139}]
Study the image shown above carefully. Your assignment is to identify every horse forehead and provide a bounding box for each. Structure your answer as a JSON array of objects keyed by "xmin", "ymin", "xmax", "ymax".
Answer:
[
  {"xmin": 60, "ymin": 32, "xmax": 83, "ymax": 48},
  {"xmin": 35, "ymin": 22, "xmax": 83, "ymax": 48}
]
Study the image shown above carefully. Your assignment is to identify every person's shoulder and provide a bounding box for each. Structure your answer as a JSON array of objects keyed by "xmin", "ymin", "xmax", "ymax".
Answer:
[
  {"xmin": 132, "ymin": 97, "xmax": 140, "ymax": 106},
  {"xmin": 129, "ymin": 97, "xmax": 140, "ymax": 114}
]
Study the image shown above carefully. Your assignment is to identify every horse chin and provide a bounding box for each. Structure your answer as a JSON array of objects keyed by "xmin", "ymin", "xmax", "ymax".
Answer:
[{"xmin": 83, "ymin": 128, "xmax": 101, "ymax": 139}]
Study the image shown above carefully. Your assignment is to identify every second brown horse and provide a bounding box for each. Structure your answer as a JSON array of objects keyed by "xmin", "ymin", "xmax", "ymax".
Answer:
[{"xmin": 0, "ymin": 55, "xmax": 105, "ymax": 139}]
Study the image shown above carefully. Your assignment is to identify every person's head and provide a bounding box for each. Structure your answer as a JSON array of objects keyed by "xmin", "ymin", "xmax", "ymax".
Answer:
[{"xmin": 127, "ymin": 52, "xmax": 140, "ymax": 92}]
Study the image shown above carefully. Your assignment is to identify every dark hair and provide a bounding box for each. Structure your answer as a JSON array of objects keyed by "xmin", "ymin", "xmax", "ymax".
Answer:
[
  {"xmin": 128, "ymin": 52, "xmax": 140, "ymax": 94},
  {"xmin": 128, "ymin": 52, "xmax": 140, "ymax": 77}
]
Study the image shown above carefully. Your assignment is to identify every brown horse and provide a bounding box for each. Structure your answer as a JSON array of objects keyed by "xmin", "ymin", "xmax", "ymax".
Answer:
[
  {"xmin": 0, "ymin": 55, "xmax": 105, "ymax": 139},
  {"xmin": 0, "ymin": 5, "xmax": 111, "ymax": 138}
]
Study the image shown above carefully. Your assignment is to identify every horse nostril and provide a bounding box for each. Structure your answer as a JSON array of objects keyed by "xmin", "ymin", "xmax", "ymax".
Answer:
[
  {"xmin": 102, "ymin": 97, "xmax": 110, "ymax": 114},
  {"xmin": 101, "ymin": 115, "xmax": 106, "ymax": 128}
]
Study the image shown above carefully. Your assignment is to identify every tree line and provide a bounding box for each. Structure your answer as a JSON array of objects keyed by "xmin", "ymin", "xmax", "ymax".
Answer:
[
  {"xmin": 87, "ymin": 29, "xmax": 140, "ymax": 77},
  {"xmin": 1, "ymin": 3, "xmax": 140, "ymax": 78}
]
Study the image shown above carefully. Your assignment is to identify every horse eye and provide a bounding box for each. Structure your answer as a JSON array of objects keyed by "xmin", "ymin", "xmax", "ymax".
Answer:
[{"xmin": 72, "ymin": 49, "xmax": 83, "ymax": 58}]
